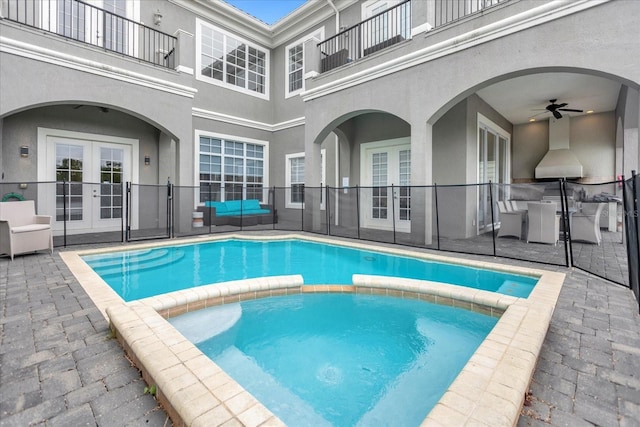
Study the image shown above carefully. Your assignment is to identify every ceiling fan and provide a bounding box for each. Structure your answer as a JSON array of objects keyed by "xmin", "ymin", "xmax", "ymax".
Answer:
[{"xmin": 534, "ymin": 99, "xmax": 584, "ymax": 119}]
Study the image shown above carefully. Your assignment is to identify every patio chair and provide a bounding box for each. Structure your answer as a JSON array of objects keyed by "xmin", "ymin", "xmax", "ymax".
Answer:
[
  {"xmin": 0, "ymin": 200, "xmax": 53, "ymax": 260},
  {"xmin": 571, "ymin": 202, "xmax": 605, "ymax": 245},
  {"xmin": 527, "ymin": 202, "xmax": 560, "ymax": 245},
  {"xmin": 497, "ymin": 201, "xmax": 524, "ymax": 239}
]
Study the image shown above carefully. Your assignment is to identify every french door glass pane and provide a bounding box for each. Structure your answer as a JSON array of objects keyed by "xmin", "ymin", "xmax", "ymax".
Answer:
[
  {"xmin": 398, "ymin": 149, "xmax": 411, "ymax": 221},
  {"xmin": 56, "ymin": 144, "xmax": 84, "ymax": 222},
  {"xmin": 99, "ymin": 147, "xmax": 123, "ymax": 219}
]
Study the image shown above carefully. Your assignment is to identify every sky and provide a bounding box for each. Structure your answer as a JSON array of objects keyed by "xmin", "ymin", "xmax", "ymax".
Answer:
[{"xmin": 224, "ymin": 0, "xmax": 309, "ymax": 25}]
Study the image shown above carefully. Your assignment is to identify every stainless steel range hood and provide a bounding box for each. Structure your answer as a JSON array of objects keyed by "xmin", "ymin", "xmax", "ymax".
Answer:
[{"xmin": 534, "ymin": 118, "xmax": 583, "ymax": 179}]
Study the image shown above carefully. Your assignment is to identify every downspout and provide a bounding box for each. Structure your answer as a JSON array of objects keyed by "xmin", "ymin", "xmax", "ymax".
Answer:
[{"xmin": 326, "ymin": 0, "xmax": 340, "ymax": 33}]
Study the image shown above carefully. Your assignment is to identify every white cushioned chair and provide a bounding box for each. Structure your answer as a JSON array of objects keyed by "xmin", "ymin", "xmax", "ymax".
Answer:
[
  {"xmin": 0, "ymin": 200, "xmax": 53, "ymax": 260},
  {"xmin": 571, "ymin": 202, "xmax": 605, "ymax": 245},
  {"xmin": 497, "ymin": 201, "xmax": 524, "ymax": 239},
  {"xmin": 527, "ymin": 202, "xmax": 560, "ymax": 245}
]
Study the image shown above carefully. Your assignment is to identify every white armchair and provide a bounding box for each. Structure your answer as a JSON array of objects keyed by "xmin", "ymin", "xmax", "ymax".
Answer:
[
  {"xmin": 527, "ymin": 202, "xmax": 560, "ymax": 245},
  {"xmin": 572, "ymin": 202, "xmax": 605, "ymax": 245},
  {"xmin": 0, "ymin": 200, "xmax": 53, "ymax": 260},
  {"xmin": 497, "ymin": 201, "xmax": 524, "ymax": 239}
]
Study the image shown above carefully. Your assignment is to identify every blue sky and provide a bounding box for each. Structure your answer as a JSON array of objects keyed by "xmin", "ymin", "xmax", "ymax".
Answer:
[{"xmin": 224, "ymin": 0, "xmax": 309, "ymax": 25}]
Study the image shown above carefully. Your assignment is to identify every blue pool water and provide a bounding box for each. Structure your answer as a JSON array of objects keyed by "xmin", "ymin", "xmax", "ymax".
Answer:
[
  {"xmin": 83, "ymin": 239, "xmax": 538, "ymax": 301},
  {"xmin": 170, "ymin": 293, "xmax": 498, "ymax": 426}
]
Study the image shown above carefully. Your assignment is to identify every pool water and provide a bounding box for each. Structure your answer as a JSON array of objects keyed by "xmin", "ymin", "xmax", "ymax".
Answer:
[
  {"xmin": 83, "ymin": 239, "xmax": 538, "ymax": 301},
  {"xmin": 170, "ymin": 293, "xmax": 498, "ymax": 426}
]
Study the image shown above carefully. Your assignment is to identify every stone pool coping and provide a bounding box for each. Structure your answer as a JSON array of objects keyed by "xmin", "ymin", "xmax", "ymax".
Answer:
[{"xmin": 59, "ymin": 233, "xmax": 565, "ymax": 426}]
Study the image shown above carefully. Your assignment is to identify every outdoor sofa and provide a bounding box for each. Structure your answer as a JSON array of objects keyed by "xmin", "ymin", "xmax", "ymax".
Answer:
[{"xmin": 197, "ymin": 199, "xmax": 276, "ymax": 226}]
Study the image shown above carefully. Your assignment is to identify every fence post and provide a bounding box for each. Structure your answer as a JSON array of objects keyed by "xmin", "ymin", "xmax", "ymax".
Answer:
[
  {"xmin": 391, "ymin": 184, "xmax": 396, "ymax": 244},
  {"xmin": 208, "ymin": 183, "xmax": 213, "ymax": 234},
  {"xmin": 488, "ymin": 181, "xmax": 496, "ymax": 257},
  {"xmin": 434, "ymin": 183, "xmax": 440, "ymax": 250},
  {"xmin": 560, "ymin": 179, "xmax": 572, "ymax": 267},
  {"xmin": 301, "ymin": 186, "xmax": 304, "ymax": 232},
  {"xmin": 356, "ymin": 185, "xmax": 361, "ymax": 240},
  {"xmin": 166, "ymin": 179, "xmax": 173, "ymax": 238},
  {"xmin": 120, "ymin": 182, "xmax": 124, "ymax": 243},
  {"xmin": 63, "ymin": 180, "xmax": 67, "ymax": 248},
  {"xmin": 272, "ymin": 186, "xmax": 276, "ymax": 231},
  {"xmin": 125, "ymin": 182, "xmax": 131, "ymax": 242},
  {"xmin": 326, "ymin": 185, "xmax": 331, "ymax": 235}
]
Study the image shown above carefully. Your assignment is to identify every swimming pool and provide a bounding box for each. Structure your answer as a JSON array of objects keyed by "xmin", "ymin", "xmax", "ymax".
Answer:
[
  {"xmin": 170, "ymin": 292, "xmax": 499, "ymax": 426},
  {"xmin": 82, "ymin": 238, "xmax": 538, "ymax": 301},
  {"xmin": 61, "ymin": 234, "xmax": 565, "ymax": 426}
]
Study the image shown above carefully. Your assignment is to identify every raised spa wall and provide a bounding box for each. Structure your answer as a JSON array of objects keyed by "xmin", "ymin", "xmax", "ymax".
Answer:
[{"xmin": 103, "ymin": 269, "xmax": 563, "ymax": 426}]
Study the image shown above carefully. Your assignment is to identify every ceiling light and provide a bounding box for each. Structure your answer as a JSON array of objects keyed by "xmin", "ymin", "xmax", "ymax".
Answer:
[
  {"xmin": 586, "ymin": 110, "xmax": 594, "ymax": 114},
  {"xmin": 529, "ymin": 118, "xmax": 536, "ymax": 122}
]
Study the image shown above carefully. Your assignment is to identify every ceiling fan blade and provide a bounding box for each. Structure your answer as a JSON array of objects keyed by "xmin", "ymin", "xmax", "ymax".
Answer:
[
  {"xmin": 558, "ymin": 108, "xmax": 583, "ymax": 112},
  {"xmin": 553, "ymin": 110, "xmax": 563, "ymax": 119},
  {"xmin": 556, "ymin": 103, "xmax": 568, "ymax": 108}
]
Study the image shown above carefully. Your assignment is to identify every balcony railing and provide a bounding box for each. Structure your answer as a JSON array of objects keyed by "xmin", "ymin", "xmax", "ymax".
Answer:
[
  {"xmin": 434, "ymin": 0, "xmax": 508, "ymax": 27},
  {"xmin": 2, "ymin": 0, "xmax": 176, "ymax": 69},
  {"xmin": 318, "ymin": 0, "xmax": 411, "ymax": 73}
]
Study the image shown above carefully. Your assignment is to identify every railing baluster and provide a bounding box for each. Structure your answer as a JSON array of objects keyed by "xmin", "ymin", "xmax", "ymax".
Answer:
[{"xmin": 4, "ymin": 0, "xmax": 175, "ymax": 69}]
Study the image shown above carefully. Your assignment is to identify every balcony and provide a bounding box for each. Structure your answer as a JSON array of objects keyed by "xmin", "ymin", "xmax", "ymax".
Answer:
[
  {"xmin": 317, "ymin": 0, "xmax": 509, "ymax": 73},
  {"xmin": 318, "ymin": 0, "xmax": 411, "ymax": 73},
  {"xmin": 1, "ymin": 0, "xmax": 176, "ymax": 69}
]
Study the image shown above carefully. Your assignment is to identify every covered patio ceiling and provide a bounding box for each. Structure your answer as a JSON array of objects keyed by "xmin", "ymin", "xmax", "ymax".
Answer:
[{"xmin": 476, "ymin": 72, "xmax": 622, "ymax": 125}]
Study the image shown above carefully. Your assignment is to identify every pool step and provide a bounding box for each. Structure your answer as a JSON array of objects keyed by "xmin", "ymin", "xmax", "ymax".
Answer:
[{"xmin": 86, "ymin": 249, "xmax": 185, "ymax": 277}]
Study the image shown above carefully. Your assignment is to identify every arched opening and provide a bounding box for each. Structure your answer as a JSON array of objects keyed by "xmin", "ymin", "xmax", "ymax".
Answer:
[
  {"xmin": 306, "ymin": 110, "xmax": 413, "ymax": 241},
  {"xmin": 1, "ymin": 102, "xmax": 179, "ymax": 235}
]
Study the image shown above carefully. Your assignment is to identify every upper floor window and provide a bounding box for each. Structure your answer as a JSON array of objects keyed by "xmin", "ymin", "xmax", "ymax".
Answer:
[
  {"xmin": 285, "ymin": 29, "xmax": 324, "ymax": 98},
  {"xmin": 197, "ymin": 19, "xmax": 269, "ymax": 99}
]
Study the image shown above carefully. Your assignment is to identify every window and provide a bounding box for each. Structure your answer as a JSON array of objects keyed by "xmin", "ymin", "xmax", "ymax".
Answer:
[
  {"xmin": 197, "ymin": 19, "xmax": 269, "ymax": 99},
  {"xmin": 285, "ymin": 29, "xmax": 324, "ymax": 98},
  {"xmin": 198, "ymin": 133, "xmax": 268, "ymax": 203},
  {"xmin": 285, "ymin": 150, "xmax": 326, "ymax": 209}
]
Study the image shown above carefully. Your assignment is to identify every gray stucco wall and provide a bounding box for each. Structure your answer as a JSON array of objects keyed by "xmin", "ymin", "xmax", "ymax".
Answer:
[{"xmin": 1, "ymin": 106, "xmax": 160, "ymax": 184}]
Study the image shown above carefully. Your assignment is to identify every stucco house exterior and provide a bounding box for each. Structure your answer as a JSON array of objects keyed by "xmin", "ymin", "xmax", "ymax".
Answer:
[{"xmin": 1, "ymin": 0, "xmax": 638, "ymax": 245}]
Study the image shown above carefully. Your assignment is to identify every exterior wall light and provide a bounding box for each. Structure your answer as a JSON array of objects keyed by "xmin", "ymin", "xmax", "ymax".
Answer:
[
  {"xmin": 144, "ymin": 155, "xmax": 151, "ymax": 166},
  {"xmin": 153, "ymin": 10, "xmax": 163, "ymax": 25},
  {"xmin": 20, "ymin": 146, "xmax": 29, "ymax": 157}
]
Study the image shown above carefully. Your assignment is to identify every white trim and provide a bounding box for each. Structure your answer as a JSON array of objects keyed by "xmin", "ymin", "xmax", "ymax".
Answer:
[
  {"xmin": 192, "ymin": 108, "xmax": 304, "ymax": 132},
  {"xmin": 272, "ymin": 116, "xmax": 306, "ymax": 132},
  {"xmin": 0, "ymin": 37, "xmax": 197, "ymax": 99},
  {"xmin": 360, "ymin": 137, "xmax": 411, "ymax": 232},
  {"xmin": 361, "ymin": 0, "xmax": 403, "ymax": 19},
  {"xmin": 284, "ymin": 27, "xmax": 325, "ymax": 99},
  {"xmin": 176, "ymin": 65, "xmax": 194, "ymax": 75},
  {"xmin": 195, "ymin": 18, "xmax": 270, "ymax": 100},
  {"xmin": 411, "ymin": 22, "xmax": 433, "ymax": 37},
  {"xmin": 36, "ymin": 127, "xmax": 140, "ymax": 233},
  {"xmin": 194, "ymin": 130, "xmax": 270, "ymax": 205},
  {"xmin": 302, "ymin": 0, "xmax": 609, "ymax": 102}
]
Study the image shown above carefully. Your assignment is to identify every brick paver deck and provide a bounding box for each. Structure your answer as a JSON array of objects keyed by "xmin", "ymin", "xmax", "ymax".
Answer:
[{"xmin": 1, "ymin": 238, "xmax": 638, "ymax": 426}]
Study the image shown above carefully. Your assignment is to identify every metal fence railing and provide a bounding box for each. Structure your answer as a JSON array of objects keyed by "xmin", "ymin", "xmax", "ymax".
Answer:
[
  {"xmin": 318, "ymin": 0, "xmax": 411, "ymax": 73},
  {"xmin": 1, "ymin": 177, "xmax": 638, "ymax": 310},
  {"xmin": 2, "ymin": 0, "xmax": 176, "ymax": 68},
  {"xmin": 433, "ymin": 0, "xmax": 509, "ymax": 28}
]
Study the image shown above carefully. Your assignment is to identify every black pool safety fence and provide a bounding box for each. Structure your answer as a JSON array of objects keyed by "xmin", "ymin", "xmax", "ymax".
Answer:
[{"xmin": 1, "ymin": 176, "xmax": 638, "ymax": 311}]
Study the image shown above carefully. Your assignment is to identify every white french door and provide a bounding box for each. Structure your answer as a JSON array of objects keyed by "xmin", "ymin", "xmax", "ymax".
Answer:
[
  {"xmin": 38, "ymin": 129, "xmax": 139, "ymax": 235},
  {"xmin": 361, "ymin": 138, "xmax": 411, "ymax": 232},
  {"xmin": 477, "ymin": 115, "xmax": 511, "ymax": 233}
]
